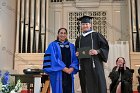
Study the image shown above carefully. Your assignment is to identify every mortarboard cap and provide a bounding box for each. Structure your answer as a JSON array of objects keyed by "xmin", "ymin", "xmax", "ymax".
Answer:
[{"xmin": 78, "ymin": 16, "xmax": 93, "ymax": 23}]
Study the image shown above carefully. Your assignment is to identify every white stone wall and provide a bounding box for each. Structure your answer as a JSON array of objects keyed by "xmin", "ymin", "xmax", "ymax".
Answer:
[{"xmin": 0, "ymin": 0, "xmax": 16, "ymax": 70}]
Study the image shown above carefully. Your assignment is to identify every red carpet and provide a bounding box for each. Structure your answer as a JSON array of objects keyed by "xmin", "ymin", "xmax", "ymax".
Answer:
[
  {"xmin": 21, "ymin": 90, "xmax": 33, "ymax": 93},
  {"xmin": 133, "ymin": 91, "xmax": 138, "ymax": 93}
]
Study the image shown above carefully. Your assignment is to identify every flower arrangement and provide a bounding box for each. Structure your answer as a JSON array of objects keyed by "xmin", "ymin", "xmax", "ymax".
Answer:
[{"xmin": 0, "ymin": 70, "xmax": 22, "ymax": 93}]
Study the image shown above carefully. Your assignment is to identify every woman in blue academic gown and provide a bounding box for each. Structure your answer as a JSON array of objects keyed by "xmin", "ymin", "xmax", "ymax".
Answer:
[{"xmin": 43, "ymin": 28, "xmax": 79, "ymax": 93}]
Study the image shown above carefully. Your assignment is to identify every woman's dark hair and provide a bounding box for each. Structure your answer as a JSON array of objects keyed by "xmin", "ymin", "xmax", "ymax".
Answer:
[
  {"xmin": 57, "ymin": 28, "xmax": 68, "ymax": 34},
  {"xmin": 116, "ymin": 57, "xmax": 126, "ymax": 64},
  {"xmin": 57, "ymin": 28, "xmax": 68, "ymax": 40}
]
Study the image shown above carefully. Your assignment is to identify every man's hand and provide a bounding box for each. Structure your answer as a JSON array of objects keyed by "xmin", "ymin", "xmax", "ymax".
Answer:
[
  {"xmin": 89, "ymin": 49, "xmax": 98, "ymax": 55},
  {"xmin": 76, "ymin": 52, "xmax": 79, "ymax": 57}
]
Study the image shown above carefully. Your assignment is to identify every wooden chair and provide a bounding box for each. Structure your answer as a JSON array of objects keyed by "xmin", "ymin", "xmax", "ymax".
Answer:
[{"xmin": 41, "ymin": 74, "xmax": 50, "ymax": 93}]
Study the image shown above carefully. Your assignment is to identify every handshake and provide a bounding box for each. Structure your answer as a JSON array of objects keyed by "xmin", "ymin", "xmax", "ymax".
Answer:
[{"xmin": 63, "ymin": 67, "xmax": 74, "ymax": 74}]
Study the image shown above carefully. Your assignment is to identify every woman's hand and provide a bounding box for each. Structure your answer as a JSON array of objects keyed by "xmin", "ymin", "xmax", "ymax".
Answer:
[
  {"xmin": 116, "ymin": 64, "xmax": 120, "ymax": 71},
  {"xmin": 63, "ymin": 67, "xmax": 69, "ymax": 73},
  {"xmin": 63, "ymin": 67, "xmax": 74, "ymax": 74},
  {"xmin": 67, "ymin": 68, "xmax": 74, "ymax": 74},
  {"xmin": 123, "ymin": 63, "xmax": 126, "ymax": 70}
]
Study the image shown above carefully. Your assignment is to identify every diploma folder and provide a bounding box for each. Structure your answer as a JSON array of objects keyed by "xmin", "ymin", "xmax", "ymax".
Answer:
[{"xmin": 77, "ymin": 47, "xmax": 91, "ymax": 59}]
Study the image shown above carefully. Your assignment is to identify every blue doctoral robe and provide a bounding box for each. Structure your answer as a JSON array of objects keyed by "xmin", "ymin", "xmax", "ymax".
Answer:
[{"xmin": 43, "ymin": 41, "xmax": 79, "ymax": 93}]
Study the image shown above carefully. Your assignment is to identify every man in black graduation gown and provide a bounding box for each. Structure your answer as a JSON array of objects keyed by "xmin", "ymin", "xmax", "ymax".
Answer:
[{"xmin": 75, "ymin": 16, "xmax": 109, "ymax": 93}]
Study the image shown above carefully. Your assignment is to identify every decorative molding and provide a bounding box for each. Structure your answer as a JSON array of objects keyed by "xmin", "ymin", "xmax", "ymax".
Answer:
[
  {"xmin": 14, "ymin": 53, "xmax": 44, "ymax": 61},
  {"xmin": 130, "ymin": 52, "xmax": 140, "ymax": 91},
  {"xmin": 75, "ymin": 1, "xmax": 100, "ymax": 8},
  {"xmin": 130, "ymin": 52, "xmax": 140, "ymax": 60},
  {"xmin": 14, "ymin": 53, "xmax": 44, "ymax": 73}
]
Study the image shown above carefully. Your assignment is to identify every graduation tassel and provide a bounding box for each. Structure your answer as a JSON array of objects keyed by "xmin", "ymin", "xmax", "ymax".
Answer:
[
  {"xmin": 79, "ymin": 65, "xmax": 81, "ymax": 70},
  {"xmin": 91, "ymin": 32, "xmax": 95, "ymax": 68},
  {"xmin": 92, "ymin": 57, "xmax": 95, "ymax": 68},
  {"xmin": 93, "ymin": 61, "xmax": 95, "ymax": 68}
]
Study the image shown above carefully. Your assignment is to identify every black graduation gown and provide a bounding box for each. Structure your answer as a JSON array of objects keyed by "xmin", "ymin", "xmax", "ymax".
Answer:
[
  {"xmin": 75, "ymin": 32, "xmax": 109, "ymax": 93},
  {"xmin": 109, "ymin": 66, "xmax": 133, "ymax": 93}
]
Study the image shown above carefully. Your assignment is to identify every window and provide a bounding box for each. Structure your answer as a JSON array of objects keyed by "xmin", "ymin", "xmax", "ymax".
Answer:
[{"xmin": 68, "ymin": 11, "xmax": 108, "ymax": 41}]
